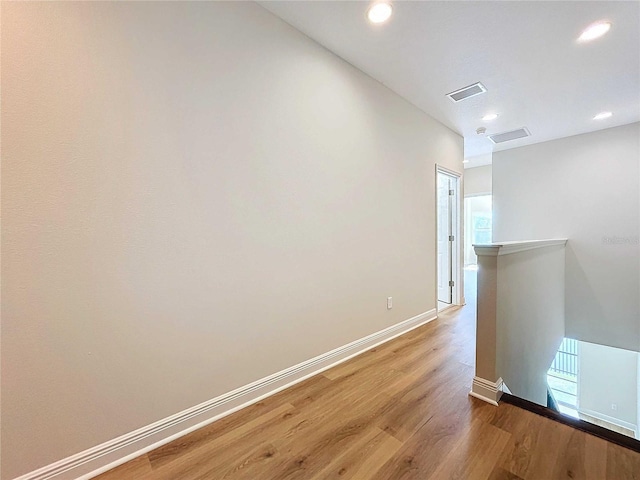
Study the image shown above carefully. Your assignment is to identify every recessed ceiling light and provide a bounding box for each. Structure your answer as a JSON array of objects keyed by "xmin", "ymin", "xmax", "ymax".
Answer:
[
  {"xmin": 593, "ymin": 111, "xmax": 613, "ymax": 120},
  {"xmin": 482, "ymin": 113, "xmax": 499, "ymax": 121},
  {"xmin": 578, "ymin": 21, "xmax": 611, "ymax": 42},
  {"xmin": 367, "ymin": 2, "xmax": 393, "ymax": 24}
]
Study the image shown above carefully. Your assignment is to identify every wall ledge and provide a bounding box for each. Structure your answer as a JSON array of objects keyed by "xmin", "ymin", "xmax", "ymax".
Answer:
[{"xmin": 474, "ymin": 238, "xmax": 568, "ymax": 257}]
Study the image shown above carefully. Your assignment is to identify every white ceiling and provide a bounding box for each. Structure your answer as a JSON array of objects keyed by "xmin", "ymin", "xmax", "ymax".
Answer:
[{"xmin": 260, "ymin": 1, "xmax": 640, "ymax": 166}]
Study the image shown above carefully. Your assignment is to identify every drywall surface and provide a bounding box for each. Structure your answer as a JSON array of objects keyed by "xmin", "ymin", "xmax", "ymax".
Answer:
[
  {"xmin": 578, "ymin": 341, "xmax": 638, "ymax": 431},
  {"xmin": 1, "ymin": 2, "xmax": 462, "ymax": 477},
  {"xmin": 493, "ymin": 123, "xmax": 640, "ymax": 352},
  {"xmin": 463, "ymin": 165, "xmax": 492, "ymax": 196},
  {"xmin": 495, "ymin": 246, "xmax": 566, "ymax": 406}
]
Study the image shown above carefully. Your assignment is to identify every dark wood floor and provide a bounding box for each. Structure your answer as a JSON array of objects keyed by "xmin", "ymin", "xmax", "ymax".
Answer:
[{"xmin": 96, "ymin": 297, "xmax": 640, "ymax": 479}]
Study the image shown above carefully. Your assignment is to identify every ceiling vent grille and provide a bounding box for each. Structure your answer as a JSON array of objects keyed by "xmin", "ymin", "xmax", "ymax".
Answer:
[
  {"xmin": 488, "ymin": 128, "xmax": 531, "ymax": 144},
  {"xmin": 446, "ymin": 82, "xmax": 486, "ymax": 102}
]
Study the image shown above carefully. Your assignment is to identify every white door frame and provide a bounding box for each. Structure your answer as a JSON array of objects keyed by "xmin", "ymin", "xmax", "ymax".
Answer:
[{"xmin": 435, "ymin": 165, "xmax": 463, "ymax": 309}]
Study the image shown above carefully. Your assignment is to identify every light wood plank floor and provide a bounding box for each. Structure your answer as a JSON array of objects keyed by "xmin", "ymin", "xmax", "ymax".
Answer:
[{"xmin": 96, "ymin": 301, "xmax": 640, "ymax": 480}]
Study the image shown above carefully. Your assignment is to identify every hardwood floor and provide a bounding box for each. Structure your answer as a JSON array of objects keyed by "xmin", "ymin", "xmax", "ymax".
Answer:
[{"xmin": 96, "ymin": 301, "xmax": 640, "ymax": 480}]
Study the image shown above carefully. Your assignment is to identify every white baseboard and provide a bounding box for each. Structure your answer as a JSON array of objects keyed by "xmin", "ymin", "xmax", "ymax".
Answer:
[
  {"xmin": 578, "ymin": 408, "xmax": 638, "ymax": 437},
  {"xmin": 14, "ymin": 308, "xmax": 437, "ymax": 480},
  {"xmin": 469, "ymin": 376, "xmax": 504, "ymax": 406}
]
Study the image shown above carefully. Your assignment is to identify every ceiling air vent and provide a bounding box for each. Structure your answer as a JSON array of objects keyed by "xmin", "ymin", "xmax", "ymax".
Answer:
[
  {"xmin": 446, "ymin": 82, "xmax": 486, "ymax": 102},
  {"xmin": 488, "ymin": 128, "xmax": 531, "ymax": 144}
]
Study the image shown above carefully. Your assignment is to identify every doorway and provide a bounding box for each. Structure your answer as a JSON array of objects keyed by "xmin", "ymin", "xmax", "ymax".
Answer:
[
  {"xmin": 464, "ymin": 195, "xmax": 492, "ymax": 266},
  {"xmin": 436, "ymin": 167, "xmax": 461, "ymax": 311}
]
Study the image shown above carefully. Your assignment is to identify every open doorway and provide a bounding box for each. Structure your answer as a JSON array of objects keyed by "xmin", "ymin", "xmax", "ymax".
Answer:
[
  {"xmin": 464, "ymin": 195, "xmax": 492, "ymax": 266},
  {"xmin": 463, "ymin": 194, "xmax": 492, "ymax": 309},
  {"xmin": 436, "ymin": 167, "xmax": 461, "ymax": 312}
]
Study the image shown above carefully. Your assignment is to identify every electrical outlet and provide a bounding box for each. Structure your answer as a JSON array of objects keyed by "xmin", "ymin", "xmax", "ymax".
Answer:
[
  {"xmin": 387, "ymin": 297, "xmax": 393, "ymax": 309},
  {"xmin": 611, "ymin": 403, "xmax": 617, "ymax": 411}
]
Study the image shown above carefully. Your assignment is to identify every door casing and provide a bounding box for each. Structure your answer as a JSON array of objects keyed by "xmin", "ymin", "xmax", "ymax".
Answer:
[{"xmin": 435, "ymin": 165, "xmax": 463, "ymax": 308}]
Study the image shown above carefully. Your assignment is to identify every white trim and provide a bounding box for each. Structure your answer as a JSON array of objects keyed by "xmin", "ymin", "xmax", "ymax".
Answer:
[
  {"xmin": 435, "ymin": 164, "xmax": 463, "ymax": 178},
  {"xmin": 578, "ymin": 408, "xmax": 638, "ymax": 435},
  {"xmin": 469, "ymin": 376, "xmax": 504, "ymax": 406},
  {"xmin": 435, "ymin": 165, "xmax": 463, "ymax": 308},
  {"xmin": 474, "ymin": 238, "xmax": 568, "ymax": 257},
  {"xmin": 14, "ymin": 309, "xmax": 437, "ymax": 480}
]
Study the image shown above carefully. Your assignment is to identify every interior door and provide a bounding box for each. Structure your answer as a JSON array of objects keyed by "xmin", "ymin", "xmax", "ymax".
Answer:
[{"xmin": 437, "ymin": 171, "xmax": 456, "ymax": 304}]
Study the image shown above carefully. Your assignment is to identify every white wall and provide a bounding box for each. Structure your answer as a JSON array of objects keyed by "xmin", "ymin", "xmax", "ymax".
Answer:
[
  {"xmin": 493, "ymin": 123, "xmax": 640, "ymax": 352},
  {"xmin": 0, "ymin": 2, "xmax": 462, "ymax": 478},
  {"xmin": 463, "ymin": 165, "xmax": 492, "ymax": 196},
  {"xmin": 472, "ymin": 241, "xmax": 566, "ymax": 406},
  {"xmin": 495, "ymin": 246, "xmax": 566, "ymax": 405},
  {"xmin": 578, "ymin": 341, "xmax": 638, "ymax": 433}
]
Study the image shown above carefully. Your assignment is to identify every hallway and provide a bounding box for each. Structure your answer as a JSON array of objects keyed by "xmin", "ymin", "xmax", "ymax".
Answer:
[{"xmin": 96, "ymin": 284, "xmax": 640, "ymax": 480}]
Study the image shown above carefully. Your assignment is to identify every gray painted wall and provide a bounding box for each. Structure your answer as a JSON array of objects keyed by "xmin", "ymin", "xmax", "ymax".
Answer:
[
  {"xmin": 578, "ymin": 341, "xmax": 638, "ymax": 432},
  {"xmin": 464, "ymin": 165, "xmax": 492, "ymax": 197},
  {"xmin": 1, "ymin": 2, "xmax": 462, "ymax": 478},
  {"xmin": 493, "ymin": 123, "xmax": 640, "ymax": 352}
]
